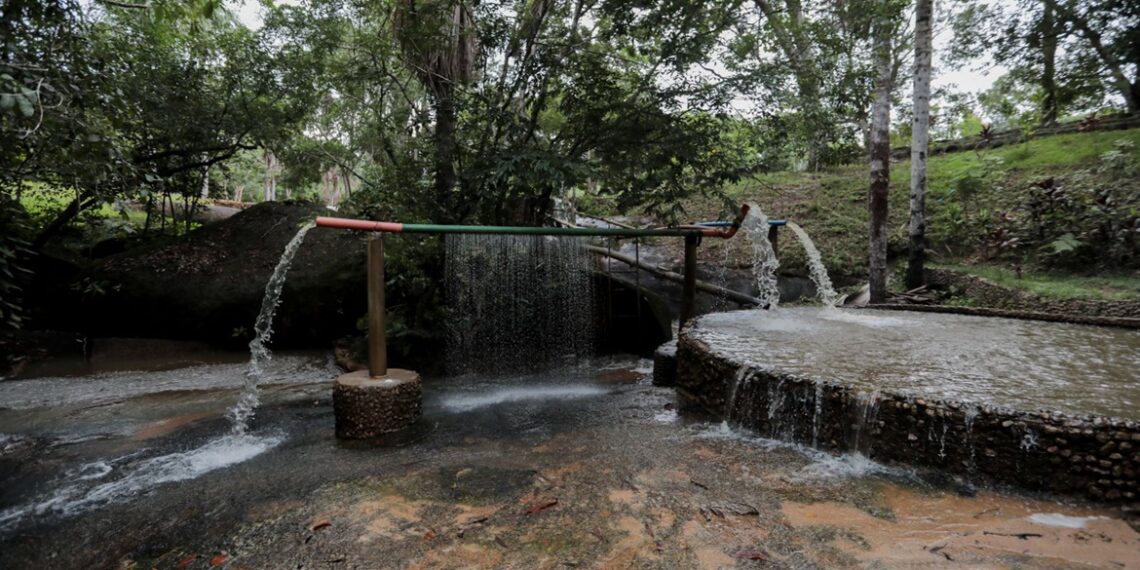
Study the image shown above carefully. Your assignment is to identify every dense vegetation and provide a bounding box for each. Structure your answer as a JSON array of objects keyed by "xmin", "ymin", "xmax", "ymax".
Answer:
[{"xmin": 3, "ymin": 0, "xmax": 1138, "ymax": 334}]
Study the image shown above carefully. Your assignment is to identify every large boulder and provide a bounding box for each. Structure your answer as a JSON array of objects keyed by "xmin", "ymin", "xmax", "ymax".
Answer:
[{"xmin": 80, "ymin": 202, "xmax": 370, "ymax": 348}]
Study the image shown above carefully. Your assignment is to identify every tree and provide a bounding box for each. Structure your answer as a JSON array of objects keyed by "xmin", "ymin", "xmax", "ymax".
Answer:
[
  {"xmin": 906, "ymin": 0, "xmax": 933, "ymax": 289},
  {"xmin": 948, "ymin": 0, "xmax": 1127, "ymax": 124},
  {"xmin": 392, "ymin": 0, "xmax": 478, "ymax": 222},
  {"xmin": 2, "ymin": 0, "xmax": 319, "ymax": 248},
  {"xmin": 868, "ymin": 1, "xmax": 899, "ymax": 303},
  {"xmin": 1052, "ymin": 0, "xmax": 1139, "ymax": 114}
]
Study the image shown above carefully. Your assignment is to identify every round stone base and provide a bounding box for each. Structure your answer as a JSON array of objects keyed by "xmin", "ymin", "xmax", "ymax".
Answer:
[{"xmin": 333, "ymin": 369, "xmax": 422, "ymax": 438}]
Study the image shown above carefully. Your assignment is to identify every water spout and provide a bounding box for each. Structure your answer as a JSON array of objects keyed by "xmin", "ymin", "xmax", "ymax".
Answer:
[
  {"xmin": 227, "ymin": 221, "xmax": 316, "ymax": 434},
  {"xmin": 741, "ymin": 204, "xmax": 780, "ymax": 309},
  {"xmin": 785, "ymin": 221, "xmax": 839, "ymax": 307}
]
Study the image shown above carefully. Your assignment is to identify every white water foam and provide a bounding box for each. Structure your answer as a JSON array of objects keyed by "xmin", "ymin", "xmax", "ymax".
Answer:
[
  {"xmin": 1027, "ymin": 513, "xmax": 1106, "ymax": 529},
  {"xmin": 691, "ymin": 422, "xmax": 899, "ymax": 481},
  {"xmin": 0, "ymin": 432, "xmax": 283, "ymax": 532},
  {"xmin": 439, "ymin": 386, "xmax": 608, "ymax": 413}
]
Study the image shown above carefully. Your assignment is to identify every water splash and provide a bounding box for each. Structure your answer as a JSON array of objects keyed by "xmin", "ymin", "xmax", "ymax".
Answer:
[
  {"xmin": 963, "ymin": 406, "xmax": 979, "ymax": 479},
  {"xmin": 438, "ymin": 385, "xmax": 608, "ymax": 413},
  {"xmin": 0, "ymin": 432, "xmax": 283, "ymax": 532},
  {"xmin": 741, "ymin": 204, "xmax": 780, "ymax": 309},
  {"xmin": 785, "ymin": 221, "xmax": 838, "ymax": 307},
  {"xmin": 445, "ymin": 234, "xmax": 594, "ymax": 375},
  {"xmin": 723, "ymin": 368, "xmax": 750, "ymax": 423},
  {"xmin": 227, "ymin": 221, "xmax": 316, "ymax": 434}
]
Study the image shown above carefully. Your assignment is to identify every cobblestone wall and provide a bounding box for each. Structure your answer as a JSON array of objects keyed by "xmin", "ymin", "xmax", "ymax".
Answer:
[{"xmin": 676, "ymin": 331, "xmax": 1140, "ymax": 505}]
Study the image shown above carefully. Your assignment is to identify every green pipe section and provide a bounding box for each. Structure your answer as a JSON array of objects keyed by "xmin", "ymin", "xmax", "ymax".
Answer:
[{"xmin": 398, "ymin": 223, "xmax": 704, "ymax": 237}]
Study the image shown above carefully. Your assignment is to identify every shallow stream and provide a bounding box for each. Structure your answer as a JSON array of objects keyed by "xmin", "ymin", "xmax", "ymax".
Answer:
[{"xmin": 1, "ymin": 349, "xmax": 1137, "ymax": 568}]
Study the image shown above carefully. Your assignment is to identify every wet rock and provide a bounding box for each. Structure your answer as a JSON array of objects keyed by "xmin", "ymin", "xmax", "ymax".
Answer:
[{"xmin": 80, "ymin": 202, "xmax": 368, "ymax": 348}]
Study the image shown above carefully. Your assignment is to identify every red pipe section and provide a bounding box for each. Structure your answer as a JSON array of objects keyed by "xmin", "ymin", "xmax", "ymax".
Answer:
[{"xmin": 316, "ymin": 217, "xmax": 404, "ymax": 233}]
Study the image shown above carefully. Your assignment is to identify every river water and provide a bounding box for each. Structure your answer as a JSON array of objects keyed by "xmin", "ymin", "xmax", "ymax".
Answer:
[{"xmin": 1, "ymin": 351, "xmax": 1137, "ymax": 568}]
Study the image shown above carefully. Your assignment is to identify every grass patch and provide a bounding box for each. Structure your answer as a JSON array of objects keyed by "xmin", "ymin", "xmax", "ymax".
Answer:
[
  {"xmin": 939, "ymin": 263, "xmax": 1140, "ymax": 301},
  {"xmin": 668, "ymin": 128, "xmax": 1140, "ymax": 284}
]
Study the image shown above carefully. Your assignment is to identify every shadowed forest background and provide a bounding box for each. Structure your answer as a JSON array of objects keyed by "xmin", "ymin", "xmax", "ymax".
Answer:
[{"xmin": 3, "ymin": 0, "xmax": 1139, "ymax": 363}]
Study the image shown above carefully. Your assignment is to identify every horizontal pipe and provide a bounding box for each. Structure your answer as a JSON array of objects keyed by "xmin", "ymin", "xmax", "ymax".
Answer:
[
  {"xmin": 698, "ymin": 219, "xmax": 787, "ymax": 227},
  {"xmin": 318, "ymin": 216, "xmax": 705, "ymax": 237},
  {"xmin": 315, "ymin": 205, "xmax": 782, "ymax": 239}
]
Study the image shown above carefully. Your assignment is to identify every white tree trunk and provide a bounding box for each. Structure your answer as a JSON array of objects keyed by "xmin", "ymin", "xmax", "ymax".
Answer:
[
  {"xmin": 200, "ymin": 166, "xmax": 210, "ymax": 199},
  {"xmin": 263, "ymin": 151, "xmax": 277, "ymax": 202},
  {"xmin": 868, "ymin": 9, "xmax": 893, "ymax": 303},
  {"xmin": 906, "ymin": 0, "xmax": 933, "ymax": 289}
]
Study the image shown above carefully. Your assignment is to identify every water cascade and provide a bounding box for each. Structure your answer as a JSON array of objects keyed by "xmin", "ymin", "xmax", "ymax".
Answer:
[
  {"xmin": 227, "ymin": 221, "xmax": 316, "ymax": 433},
  {"xmin": 785, "ymin": 221, "xmax": 839, "ymax": 307},
  {"xmin": 811, "ymin": 382, "xmax": 824, "ymax": 447},
  {"xmin": 963, "ymin": 406, "xmax": 979, "ymax": 480},
  {"xmin": 740, "ymin": 204, "xmax": 780, "ymax": 309},
  {"xmin": 445, "ymin": 234, "xmax": 595, "ymax": 375},
  {"xmin": 849, "ymin": 390, "xmax": 881, "ymax": 454}
]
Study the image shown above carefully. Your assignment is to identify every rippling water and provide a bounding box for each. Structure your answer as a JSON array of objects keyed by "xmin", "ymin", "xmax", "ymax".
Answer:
[{"xmin": 690, "ymin": 308, "xmax": 1140, "ymax": 419}]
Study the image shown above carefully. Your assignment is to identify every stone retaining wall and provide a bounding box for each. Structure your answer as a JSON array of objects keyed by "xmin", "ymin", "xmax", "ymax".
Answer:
[
  {"xmin": 676, "ymin": 333, "xmax": 1140, "ymax": 505},
  {"xmin": 927, "ymin": 268, "xmax": 1140, "ymax": 319}
]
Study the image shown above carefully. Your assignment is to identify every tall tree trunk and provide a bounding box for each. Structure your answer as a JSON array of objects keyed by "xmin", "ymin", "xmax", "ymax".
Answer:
[
  {"xmin": 263, "ymin": 151, "xmax": 276, "ymax": 202},
  {"xmin": 200, "ymin": 165, "xmax": 210, "ymax": 198},
  {"xmin": 433, "ymin": 92, "xmax": 458, "ymax": 221},
  {"xmin": 906, "ymin": 0, "xmax": 933, "ymax": 290},
  {"xmin": 1040, "ymin": 0, "xmax": 1059, "ymax": 126},
  {"xmin": 868, "ymin": 11, "xmax": 893, "ymax": 303}
]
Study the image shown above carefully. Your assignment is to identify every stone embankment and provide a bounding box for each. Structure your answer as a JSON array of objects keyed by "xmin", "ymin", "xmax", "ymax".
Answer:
[
  {"xmin": 670, "ymin": 315, "xmax": 1140, "ymax": 505},
  {"xmin": 926, "ymin": 268, "xmax": 1140, "ymax": 321}
]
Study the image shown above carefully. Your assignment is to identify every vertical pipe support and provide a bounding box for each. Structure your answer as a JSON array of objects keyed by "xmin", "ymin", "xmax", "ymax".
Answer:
[
  {"xmin": 367, "ymin": 233, "xmax": 388, "ymax": 378},
  {"xmin": 681, "ymin": 234, "xmax": 698, "ymax": 328},
  {"xmin": 768, "ymin": 224, "xmax": 780, "ymax": 258}
]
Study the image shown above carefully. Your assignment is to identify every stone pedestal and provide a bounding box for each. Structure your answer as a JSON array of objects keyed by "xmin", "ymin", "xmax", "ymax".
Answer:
[{"xmin": 333, "ymin": 369, "xmax": 422, "ymax": 438}]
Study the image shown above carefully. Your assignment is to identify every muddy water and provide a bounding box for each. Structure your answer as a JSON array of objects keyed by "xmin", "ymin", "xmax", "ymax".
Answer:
[
  {"xmin": 1, "ymin": 353, "xmax": 1138, "ymax": 569},
  {"xmin": 691, "ymin": 307, "xmax": 1140, "ymax": 420}
]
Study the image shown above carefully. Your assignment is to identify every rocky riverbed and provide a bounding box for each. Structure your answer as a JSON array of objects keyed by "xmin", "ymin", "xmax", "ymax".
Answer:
[{"xmin": 1, "ymin": 353, "xmax": 1138, "ymax": 569}]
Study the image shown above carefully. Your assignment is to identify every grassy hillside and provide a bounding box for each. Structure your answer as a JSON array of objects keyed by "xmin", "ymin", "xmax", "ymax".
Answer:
[{"xmin": 681, "ymin": 128, "xmax": 1140, "ymax": 291}]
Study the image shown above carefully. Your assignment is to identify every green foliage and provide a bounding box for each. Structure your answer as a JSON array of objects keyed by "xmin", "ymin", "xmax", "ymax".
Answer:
[
  {"xmin": 0, "ymin": 197, "xmax": 33, "ymax": 331},
  {"xmin": 940, "ymin": 264, "xmax": 1140, "ymax": 301}
]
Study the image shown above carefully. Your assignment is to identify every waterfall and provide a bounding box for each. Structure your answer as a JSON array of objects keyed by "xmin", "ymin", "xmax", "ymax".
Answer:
[
  {"xmin": 964, "ymin": 406, "xmax": 979, "ymax": 480},
  {"xmin": 785, "ymin": 221, "xmax": 839, "ymax": 307},
  {"xmin": 445, "ymin": 234, "xmax": 594, "ymax": 375},
  {"xmin": 227, "ymin": 221, "xmax": 315, "ymax": 434},
  {"xmin": 811, "ymin": 382, "xmax": 824, "ymax": 447},
  {"xmin": 850, "ymin": 389, "xmax": 881, "ymax": 454},
  {"xmin": 741, "ymin": 204, "xmax": 780, "ymax": 309},
  {"xmin": 723, "ymin": 368, "xmax": 749, "ymax": 424}
]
